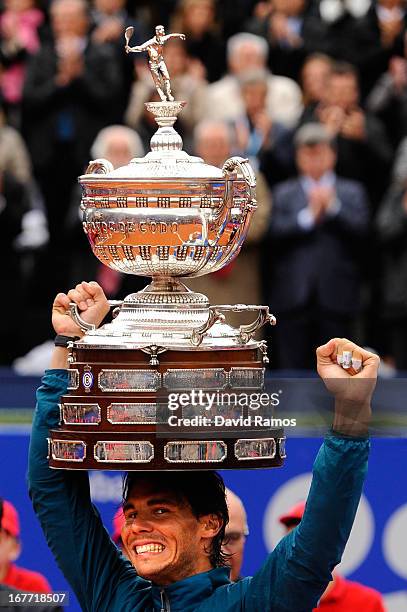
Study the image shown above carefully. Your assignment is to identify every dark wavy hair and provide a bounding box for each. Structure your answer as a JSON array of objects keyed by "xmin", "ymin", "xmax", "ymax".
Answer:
[{"xmin": 123, "ymin": 471, "xmax": 230, "ymax": 568}]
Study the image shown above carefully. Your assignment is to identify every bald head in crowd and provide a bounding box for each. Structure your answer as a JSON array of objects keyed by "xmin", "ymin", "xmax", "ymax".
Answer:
[
  {"xmin": 222, "ymin": 489, "xmax": 249, "ymax": 581},
  {"xmin": 194, "ymin": 119, "xmax": 233, "ymax": 168},
  {"xmin": 91, "ymin": 125, "xmax": 144, "ymax": 169}
]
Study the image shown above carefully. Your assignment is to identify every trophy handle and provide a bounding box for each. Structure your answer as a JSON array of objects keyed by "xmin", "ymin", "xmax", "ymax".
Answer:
[
  {"xmin": 190, "ymin": 304, "xmax": 276, "ymax": 347},
  {"xmin": 190, "ymin": 307, "xmax": 226, "ymax": 347},
  {"xmin": 211, "ymin": 304, "xmax": 276, "ymax": 345},
  {"xmin": 85, "ymin": 159, "xmax": 114, "ymax": 175},
  {"xmin": 68, "ymin": 300, "xmax": 123, "ymax": 334},
  {"xmin": 222, "ymin": 156, "xmax": 257, "ymax": 208}
]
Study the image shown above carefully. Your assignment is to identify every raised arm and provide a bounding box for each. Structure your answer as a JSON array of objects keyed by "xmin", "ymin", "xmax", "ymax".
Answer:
[
  {"xmin": 125, "ymin": 37, "xmax": 155, "ymax": 54},
  {"xmin": 28, "ymin": 282, "xmax": 150, "ymax": 612},
  {"xmin": 163, "ymin": 33, "xmax": 186, "ymax": 42},
  {"xmin": 241, "ymin": 339, "xmax": 378, "ymax": 612}
]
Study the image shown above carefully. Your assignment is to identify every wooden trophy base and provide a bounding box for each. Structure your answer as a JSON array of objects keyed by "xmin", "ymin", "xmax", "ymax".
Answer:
[{"xmin": 49, "ymin": 344, "xmax": 285, "ymax": 471}]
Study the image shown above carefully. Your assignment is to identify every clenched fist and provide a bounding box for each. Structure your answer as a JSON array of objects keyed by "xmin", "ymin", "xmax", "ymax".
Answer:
[
  {"xmin": 52, "ymin": 281, "xmax": 110, "ymax": 338},
  {"xmin": 316, "ymin": 338, "xmax": 380, "ymax": 436}
]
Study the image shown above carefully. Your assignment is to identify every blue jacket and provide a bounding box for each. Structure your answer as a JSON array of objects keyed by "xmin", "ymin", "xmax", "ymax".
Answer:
[{"xmin": 28, "ymin": 371, "xmax": 370, "ymax": 612}]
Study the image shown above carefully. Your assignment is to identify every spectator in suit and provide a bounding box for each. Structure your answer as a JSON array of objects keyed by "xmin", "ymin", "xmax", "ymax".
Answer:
[
  {"xmin": 268, "ymin": 123, "xmax": 369, "ymax": 369},
  {"xmin": 303, "ymin": 61, "xmax": 392, "ymax": 210},
  {"xmin": 22, "ymin": 0, "xmax": 123, "ymax": 304}
]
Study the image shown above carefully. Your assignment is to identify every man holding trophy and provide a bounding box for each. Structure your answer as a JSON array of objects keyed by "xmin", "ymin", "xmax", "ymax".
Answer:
[
  {"xmin": 27, "ymin": 280, "xmax": 378, "ymax": 611},
  {"xmin": 28, "ymin": 27, "xmax": 379, "ymax": 611}
]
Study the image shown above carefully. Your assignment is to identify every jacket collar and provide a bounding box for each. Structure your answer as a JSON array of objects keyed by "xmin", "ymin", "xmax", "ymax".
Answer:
[{"xmin": 151, "ymin": 567, "xmax": 230, "ymax": 611}]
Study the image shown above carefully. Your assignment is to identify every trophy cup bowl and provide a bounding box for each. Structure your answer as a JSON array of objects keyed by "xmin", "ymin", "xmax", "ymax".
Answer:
[
  {"xmin": 47, "ymin": 86, "xmax": 284, "ymax": 471},
  {"xmin": 80, "ymin": 148, "xmax": 256, "ymax": 281}
]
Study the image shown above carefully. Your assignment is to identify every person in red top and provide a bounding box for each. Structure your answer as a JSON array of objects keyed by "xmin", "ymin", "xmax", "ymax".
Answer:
[
  {"xmin": 0, "ymin": 498, "xmax": 51, "ymax": 593},
  {"xmin": 279, "ymin": 501, "xmax": 386, "ymax": 611}
]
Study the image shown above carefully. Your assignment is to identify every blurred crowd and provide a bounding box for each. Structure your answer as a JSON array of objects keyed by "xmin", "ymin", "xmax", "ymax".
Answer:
[{"xmin": 1, "ymin": 0, "xmax": 407, "ymax": 369}]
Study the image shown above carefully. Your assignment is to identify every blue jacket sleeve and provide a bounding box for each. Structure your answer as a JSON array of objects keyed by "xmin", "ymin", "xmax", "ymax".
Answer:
[
  {"xmin": 242, "ymin": 433, "xmax": 370, "ymax": 612},
  {"xmin": 28, "ymin": 371, "xmax": 151, "ymax": 612}
]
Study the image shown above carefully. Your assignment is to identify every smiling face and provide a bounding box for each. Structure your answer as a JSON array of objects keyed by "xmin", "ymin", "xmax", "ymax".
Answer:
[{"xmin": 121, "ymin": 480, "xmax": 220, "ymax": 585}]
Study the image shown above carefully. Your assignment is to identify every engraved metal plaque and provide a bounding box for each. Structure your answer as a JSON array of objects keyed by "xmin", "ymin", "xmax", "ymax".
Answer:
[
  {"xmin": 98, "ymin": 369, "xmax": 161, "ymax": 392},
  {"xmin": 229, "ymin": 367, "xmax": 265, "ymax": 389},
  {"xmin": 163, "ymin": 368, "xmax": 228, "ymax": 390},
  {"xmin": 235, "ymin": 438, "xmax": 276, "ymax": 460},
  {"xmin": 278, "ymin": 437, "xmax": 286, "ymax": 459},
  {"xmin": 67, "ymin": 369, "xmax": 79, "ymax": 391},
  {"xmin": 164, "ymin": 440, "xmax": 227, "ymax": 463},
  {"xmin": 61, "ymin": 403, "xmax": 101, "ymax": 425},
  {"xmin": 51, "ymin": 440, "xmax": 86, "ymax": 462},
  {"xmin": 94, "ymin": 441, "xmax": 154, "ymax": 463},
  {"xmin": 107, "ymin": 403, "xmax": 166, "ymax": 424}
]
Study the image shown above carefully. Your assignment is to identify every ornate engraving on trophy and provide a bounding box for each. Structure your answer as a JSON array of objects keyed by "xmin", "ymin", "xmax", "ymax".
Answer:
[
  {"xmin": 61, "ymin": 403, "xmax": 101, "ymax": 425},
  {"xmin": 107, "ymin": 403, "xmax": 166, "ymax": 424},
  {"xmin": 158, "ymin": 197, "xmax": 170, "ymax": 207},
  {"xmin": 108, "ymin": 245, "xmax": 121, "ymax": 260},
  {"xmin": 228, "ymin": 368, "xmax": 265, "ymax": 388},
  {"xmin": 157, "ymin": 246, "xmax": 170, "ymax": 260},
  {"xmin": 67, "ymin": 369, "xmax": 79, "ymax": 390},
  {"xmin": 193, "ymin": 246, "xmax": 204, "ymax": 260},
  {"xmin": 98, "ymin": 369, "xmax": 161, "ymax": 392},
  {"xmin": 175, "ymin": 246, "xmax": 188, "ymax": 260},
  {"xmin": 84, "ymin": 220, "xmax": 179, "ymax": 235},
  {"xmin": 135, "ymin": 196, "xmax": 148, "ymax": 207},
  {"xmin": 179, "ymin": 197, "xmax": 191, "ymax": 207},
  {"xmin": 163, "ymin": 368, "xmax": 228, "ymax": 390},
  {"xmin": 164, "ymin": 441, "xmax": 227, "ymax": 463},
  {"xmin": 51, "ymin": 440, "xmax": 86, "ymax": 462},
  {"xmin": 123, "ymin": 246, "xmax": 136, "ymax": 261},
  {"xmin": 235, "ymin": 438, "xmax": 276, "ymax": 460},
  {"xmin": 94, "ymin": 441, "xmax": 154, "ymax": 463},
  {"xmin": 278, "ymin": 437, "xmax": 287, "ymax": 458}
]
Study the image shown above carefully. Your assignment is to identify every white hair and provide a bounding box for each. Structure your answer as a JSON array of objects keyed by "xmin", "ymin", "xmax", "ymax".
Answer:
[
  {"xmin": 227, "ymin": 32, "xmax": 268, "ymax": 64},
  {"xmin": 193, "ymin": 119, "xmax": 233, "ymax": 145},
  {"xmin": 90, "ymin": 125, "xmax": 144, "ymax": 160}
]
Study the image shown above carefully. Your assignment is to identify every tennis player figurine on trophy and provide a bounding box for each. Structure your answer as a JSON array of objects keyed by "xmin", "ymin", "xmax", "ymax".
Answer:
[
  {"xmin": 48, "ymin": 27, "xmax": 285, "ymax": 471},
  {"xmin": 124, "ymin": 25, "xmax": 185, "ymax": 102}
]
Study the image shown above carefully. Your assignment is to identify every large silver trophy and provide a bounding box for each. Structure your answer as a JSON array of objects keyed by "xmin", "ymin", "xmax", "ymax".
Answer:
[{"xmin": 48, "ymin": 27, "xmax": 284, "ymax": 471}]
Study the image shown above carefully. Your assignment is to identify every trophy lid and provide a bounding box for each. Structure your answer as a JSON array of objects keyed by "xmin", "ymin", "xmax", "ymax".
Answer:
[{"xmin": 80, "ymin": 101, "xmax": 224, "ymax": 182}]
